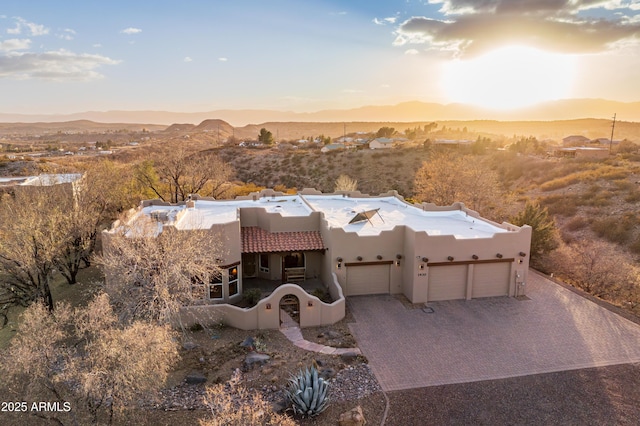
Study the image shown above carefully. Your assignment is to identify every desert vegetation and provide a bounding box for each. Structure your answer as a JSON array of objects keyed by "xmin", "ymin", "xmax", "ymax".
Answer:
[{"xmin": 1, "ymin": 119, "xmax": 640, "ymax": 424}]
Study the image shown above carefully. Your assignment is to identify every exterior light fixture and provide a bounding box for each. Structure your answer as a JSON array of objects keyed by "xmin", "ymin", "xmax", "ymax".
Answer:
[
  {"xmin": 307, "ymin": 301, "xmax": 313, "ymax": 307},
  {"xmin": 519, "ymin": 252, "xmax": 527, "ymax": 257},
  {"xmin": 266, "ymin": 303, "xmax": 271, "ymax": 310},
  {"xmin": 472, "ymin": 254, "xmax": 479, "ymax": 260},
  {"xmin": 496, "ymin": 253, "xmax": 503, "ymax": 259},
  {"xmin": 357, "ymin": 256, "xmax": 363, "ymax": 261},
  {"xmin": 396, "ymin": 260, "xmax": 401, "ymax": 266},
  {"xmin": 448, "ymin": 256, "xmax": 454, "ymax": 261}
]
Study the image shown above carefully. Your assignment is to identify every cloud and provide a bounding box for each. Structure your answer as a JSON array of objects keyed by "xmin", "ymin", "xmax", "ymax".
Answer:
[
  {"xmin": 404, "ymin": 48, "xmax": 419, "ymax": 55},
  {"xmin": 183, "ymin": 56, "xmax": 192, "ymax": 62},
  {"xmin": 218, "ymin": 57, "xmax": 228, "ymax": 62},
  {"xmin": 394, "ymin": 2, "xmax": 640, "ymax": 56},
  {"xmin": 57, "ymin": 28, "xmax": 76, "ymax": 41},
  {"xmin": 7, "ymin": 17, "xmax": 49, "ymax": 36},
  {"xmin": 0, "ymin": 49, "xmax": 121, "ymax": 80},
  {"xmin": 0, "ymin": 38, "xmax": 31, "ymax": 52},
  {"xmin": 120, "ymin": 27, "xmax": 142, "ymax": 35},
  {"xmin": 373, "ymin": 16, "xmax": 398, "ymax": 25}
]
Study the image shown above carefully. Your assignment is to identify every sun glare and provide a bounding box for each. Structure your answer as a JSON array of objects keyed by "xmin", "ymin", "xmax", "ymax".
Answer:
[{"xmin": 442, "ymin": 46, "xmax": 576, "ymax": 110}]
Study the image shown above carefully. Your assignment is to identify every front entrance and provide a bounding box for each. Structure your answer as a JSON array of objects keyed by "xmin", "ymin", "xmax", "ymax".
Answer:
[
  {"xmin": 242, "ymin": 253, "xmax": 257, "ymax": 278},
  {"xmin": 279, "ymin": 294, "xmax": 300, "ymax": 327}
]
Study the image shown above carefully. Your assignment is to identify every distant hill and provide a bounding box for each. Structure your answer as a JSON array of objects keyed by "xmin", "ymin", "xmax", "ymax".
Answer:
[
  {"xmin": 1, "ymin": 99, "xmax": 638, "ymax": 126},
  {"xmin": 0, "ymin": 120, "xmax": 164, "ymax": 135}
]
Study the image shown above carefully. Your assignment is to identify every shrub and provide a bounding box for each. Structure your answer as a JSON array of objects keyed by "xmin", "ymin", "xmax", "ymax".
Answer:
[
  {"xmin": 287, "ymin": 364, "xmax": 330, "ymax": 418},
  {"xmin": 242, "ymin": 288, "xmax": 262, "ymax": 307}
]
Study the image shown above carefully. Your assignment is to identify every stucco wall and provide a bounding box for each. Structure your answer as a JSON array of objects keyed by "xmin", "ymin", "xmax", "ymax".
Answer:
[{"xmin": 178, "ymin": 274, "xmax": 346, "ymax": 330}]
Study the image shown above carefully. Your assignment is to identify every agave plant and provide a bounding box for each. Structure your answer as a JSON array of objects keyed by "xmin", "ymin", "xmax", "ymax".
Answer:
[{"xmin": 286, "ymin": 364, "xmax": 330, "ymax": 417}]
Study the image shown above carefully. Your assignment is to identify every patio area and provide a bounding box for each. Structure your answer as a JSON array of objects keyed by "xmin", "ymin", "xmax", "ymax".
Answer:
[{"xmin": 238, "ymin": 277, "xmax": 330, "ymax": 305}]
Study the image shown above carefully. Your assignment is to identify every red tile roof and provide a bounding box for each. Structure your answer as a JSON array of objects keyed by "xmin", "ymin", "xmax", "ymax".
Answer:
[{"xmin": 241, "ymin": 226, "xmax": 325, "ymax": 253}]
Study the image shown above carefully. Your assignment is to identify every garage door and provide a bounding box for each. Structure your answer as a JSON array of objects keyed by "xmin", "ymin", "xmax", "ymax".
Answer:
[
  {"xmin": 472, "ymin": 263, "xmax": 511, "ymax": 298},
  {"xmin": 346, "ymin": 264, "xmax": 390, "ymax": 296},
  {"xmin": 428, "ymin": 265, "xmax": 467, "ymax": 301}
]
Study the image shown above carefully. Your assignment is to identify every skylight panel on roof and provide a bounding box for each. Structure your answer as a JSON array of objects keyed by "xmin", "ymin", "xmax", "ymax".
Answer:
[{"xmin": 348, "ymin": 208, "xmax": 384, "ymax": 225}]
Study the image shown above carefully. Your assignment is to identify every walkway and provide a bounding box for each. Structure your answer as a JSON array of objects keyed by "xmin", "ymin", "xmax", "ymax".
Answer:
[
  {"xmin": 348, "ymin": 271, "xmax": 640, "ymax": 392},
  {"xmin": 279, "ymin": 309, "xmax": 361, "ymax": 355}
]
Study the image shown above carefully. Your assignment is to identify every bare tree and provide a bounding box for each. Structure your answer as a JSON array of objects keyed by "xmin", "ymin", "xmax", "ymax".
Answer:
[
  {"xmin": 552, "ymin": 239, "xmax": 634, "ymax": 299},
  {"xmin": 413, "ymin": 151, "xmax": 505, "ymax": 217},
  {"xmin": 0, "ymin": 187, "xmax": 69, "ymax": 311},
  {"xmin": 0, "ymin": 293, "xmax": 180, "ymax": 425},
  {"xmin": 134, "ymin": 148, "xmax": 234, "ymax": 203},
  {"xmin": 98, "ymin": 216, "xmax": 224, "ymax": 325},
  {"xmin": 334, "ymin": 174, "xmax": 358, "ymax": 192}
]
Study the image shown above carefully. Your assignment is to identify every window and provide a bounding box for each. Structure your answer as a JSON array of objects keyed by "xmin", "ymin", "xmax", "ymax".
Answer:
[
  {"xmin": 259, "ymin": 254, "xmax": 269, "ymax": 273},
  {"xmin": 209, "ymin": 284, "xmax": 223, "ymax": 299},
  {"xmin": 228, "ymin": 266, "xmax": 239, "ymax": 297},
  {"xmin": 284, "ymin": 252, "xmax": 305, "ymax": 268},
  {"xmin": 229, "ymin": 281, "xmax": 238, "ymax": 296},
  {"xmin": 209, "ymin": 273, "xmax": 223, "ymax": 300}
]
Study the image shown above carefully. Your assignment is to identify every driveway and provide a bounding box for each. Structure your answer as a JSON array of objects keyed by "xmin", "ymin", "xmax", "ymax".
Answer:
[{"xmin": 347, "ymin": 271, "xmax": 640, "ymax": 391}]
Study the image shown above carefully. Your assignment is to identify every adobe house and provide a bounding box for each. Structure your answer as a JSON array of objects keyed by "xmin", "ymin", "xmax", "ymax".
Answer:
[{"xmin": 104, "ymin": 189, "xmax": 531, "ymax": 329}]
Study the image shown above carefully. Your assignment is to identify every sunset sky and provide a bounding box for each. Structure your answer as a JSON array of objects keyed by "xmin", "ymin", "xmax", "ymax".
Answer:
[{"xmin": 1, "ymin": 0, "xmax": 639, "ymax": 114}]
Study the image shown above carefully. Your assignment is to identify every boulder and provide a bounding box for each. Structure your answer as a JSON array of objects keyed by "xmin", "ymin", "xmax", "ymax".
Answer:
[
  {"xmin": 339, "ymin": 405, "xmax": 366, "ymax": 426},
  {"xmin": 185, "ymin": 371, "xmax": 207, "ymax": 385},
  {"xmin": 243, "ymin": 351, "xmax": 271, "ymax": 370},
  {"xmin": 340, "ymin": 351, "xmax": 359, "ymax": 363},
  {"xmin": 182, "ymin": 341, "xmax": 198, "ymax": 350}
]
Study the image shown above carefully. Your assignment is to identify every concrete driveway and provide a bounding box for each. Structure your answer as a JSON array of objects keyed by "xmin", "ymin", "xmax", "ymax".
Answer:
[{"xmin": 347, "ymin": 271, "xmax": 640, "ymax": 391}]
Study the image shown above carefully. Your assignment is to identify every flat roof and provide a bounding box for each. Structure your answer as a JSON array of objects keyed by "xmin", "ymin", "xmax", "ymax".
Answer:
[
  {"xmin": 304, "ymin": 195, "xmax": 507, "ymax": 238},
  {"xmin": 130, "ymin": 193, "xmax": 508, "ymax": 239}
]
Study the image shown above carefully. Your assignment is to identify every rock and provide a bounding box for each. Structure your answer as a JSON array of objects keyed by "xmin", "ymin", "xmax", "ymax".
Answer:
[
  {"xmin": 182, "ymin": 341, "xmax": 198, "ymax": 350},
  {"xmin": 243, "ymin": 351, "xmax": 271, "ymax": 370},
  {"xmin": 339, "ymin": 405, "xmax": 366, "ymax": 426},
  {"xmin": 262, "ymin": 366, "xmax": 274, "ymax": 375},
  {"xmin": 271, "ymin": 398, "xmax": 288, "ymax": 414},
  {"xmin": 325, "ymin": 330, "xmax": 342, "ymax": 339},
  {"xmin": 270, "ymin": 375, "xmax": 279, "ymax": 383},
  {"xmin": 320, "ymin": 367, "xmax": 337, "ymax": 380},
  {"xmin": 240, "ymin": 336, "xmax": 255, "ymax": 348},
  {"xmin": 185, "ymin": 371, "xmax": 207, "ymax": 385},
  {"xmin": 340, "ymin": 351, "xmax": 359, "ymax": 363}
]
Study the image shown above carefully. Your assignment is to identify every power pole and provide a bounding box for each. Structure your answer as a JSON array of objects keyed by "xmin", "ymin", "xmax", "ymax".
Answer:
[{"xmin": 609, "ymin": 113, "xmax": 616, "ymax": 155}]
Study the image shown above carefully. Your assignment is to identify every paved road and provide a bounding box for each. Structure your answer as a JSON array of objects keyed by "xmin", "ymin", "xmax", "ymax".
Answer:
[{"xmin": 348, "ymin": 271, "xmax": 640, "ymax": 391}]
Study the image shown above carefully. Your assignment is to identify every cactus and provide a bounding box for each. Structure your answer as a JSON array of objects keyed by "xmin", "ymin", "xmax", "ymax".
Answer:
[{"xmin": 286, "ymin": 364, "xmax": 330, "ymax": 417}]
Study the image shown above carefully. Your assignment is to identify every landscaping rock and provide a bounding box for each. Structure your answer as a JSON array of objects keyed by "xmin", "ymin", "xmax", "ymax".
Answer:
[
  {"xmin": 182, "ymin": 341, "xmax": 198, "ymax": 350},
  {"xmin": 320, "ymin": 367, "xmax": 337, "ymax": 380},
  {"xmin": 240, "ymin": 336, "xmax": 255, "ymax": 348},
  {"xmin": 325, "ymin": 330, "xmax": 342, "ymax": 339},
  {"xmin": 340, "ymin": 351, "xmax": 359, "ymax": 363},
  {"xmin": 243, "ymin": 351, "xmax": 271, "ymax": 370},
  {"xmin": 339, "ymin": 405, "xmax": 366, "ymax": 426},
  {"xmin": 185, "ymin": 371, "xmax": 207, "ymax": 385}
]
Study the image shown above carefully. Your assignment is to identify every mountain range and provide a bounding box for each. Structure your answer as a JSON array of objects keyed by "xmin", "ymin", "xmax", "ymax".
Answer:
[{"xmin": 0, "ymin": 99, "xmax": 637, "ymax": 126}]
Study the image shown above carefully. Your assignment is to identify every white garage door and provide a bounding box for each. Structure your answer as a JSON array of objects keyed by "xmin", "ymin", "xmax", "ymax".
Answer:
[
  {"xmin": 428, "ymin": 265, "xmax": 467, "ymax": 301},
  {"xmin": 346, "ymin": 264, "xmax": 390, "ymax": 296},
  {"xmin": 472, "ymin": 263, "xmax": 511, "ymax": 298}
]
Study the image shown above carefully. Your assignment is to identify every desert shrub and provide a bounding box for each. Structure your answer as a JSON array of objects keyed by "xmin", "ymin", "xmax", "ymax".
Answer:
[
  {"xmin": 540, "ymin": 194, "xmax": 578, "ymax": 216},
  {"xmin": 564, "ymin": 216, "xmax": 588, "ymax": 232},
  {"xmin": 201, "ymin": 369, "xmax": 295, "ymax": 426},
  {"xmin": 625, "ymin": 190, "xmax": 640, "ymax": 203},
  {"xmin": 287, "ymin": 364, "xmax": 330, "ymax": 418},
  {"xmin": 242, "ymin": 288, "xmax": 262, "ymax": 307},
  {"xmin": 311, "ymin": 288, "xmax": 331, "ymax": 303},
  {"xmin": 510, "ymin": 200, "xmax": 559, "ymax": 265},
  {"xmin": 591, "ymin": 216, "xmax": 634, "ymax": 244}
]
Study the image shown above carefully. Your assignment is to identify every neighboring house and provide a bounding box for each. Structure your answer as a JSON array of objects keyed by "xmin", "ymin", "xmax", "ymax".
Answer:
[
  {"xmin": 106, "ymin": 189, "xmax": 532, "ymax": 330},
  {"xmin": 554, "ymin": 147, "xmax": 609, "ymax": 159},
  {"xmin": 562, "ymin": 135, "xmax": 590, "ymax": 146},
  {"xmin": 0, "ymin": 173, "xmax": 83, "ymax": 197},
  {"xmin": 320, "ymin": 143, "xmax": 345, "ymax": 153},
  {"xmin": 369, "ymin": 138, "xmax": 394, "ymax": 149}
]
